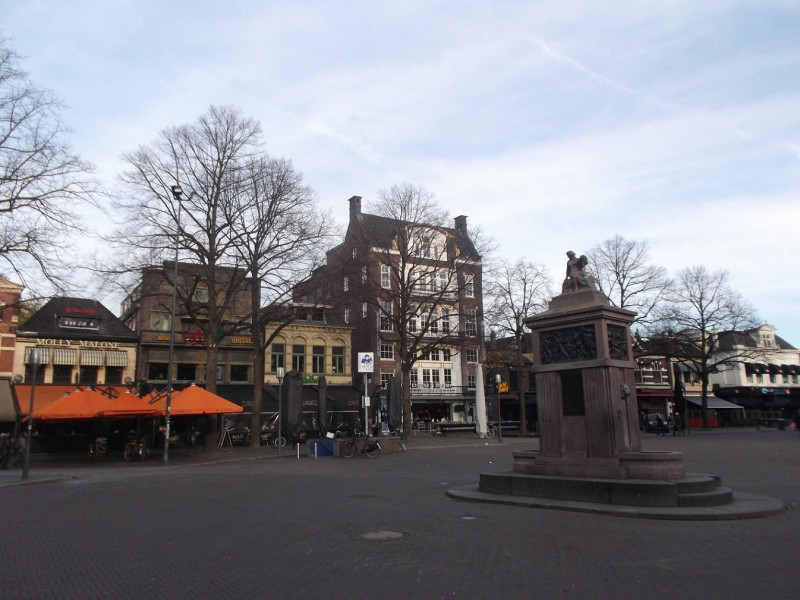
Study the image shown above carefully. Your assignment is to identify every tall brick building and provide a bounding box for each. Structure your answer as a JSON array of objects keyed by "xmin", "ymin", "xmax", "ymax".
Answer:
[{"xmin": 294, "ymin": 196, "xmax": 483, "ymax": 422}]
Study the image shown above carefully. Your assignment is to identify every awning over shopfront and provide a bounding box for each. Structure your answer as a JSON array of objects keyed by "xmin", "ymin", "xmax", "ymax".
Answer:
[
  {"xmin": 0, "ymin": 379, "xmax": 18, "ymax": 422},
  {"xmin": 97, "ymin": 391, "xmax": 159, "ymax": 418},
  {"xmin": 106, "ymin": 350, "xmax": 128, "ymax": 367},
  {"xmin": 32, "ymin": 388, "xmax": 111, "ymax": 420},
  {"xmin": 80, "ymin": 349, "xmax": 105, "ymax": 366},
  {"xmin": 149, "ymin": 384, "xmax": 243, "ymax": 416},
  {"xmin": 52, "ymin": 348, "xmax": 78, "ymax": 365},
  {"xmin": 686, "ymin": 396, "xmax": 745, "ymax": 412},
  {"xmin": 24, "ymin": 347, "xmax": 51, "ymax": 364}
]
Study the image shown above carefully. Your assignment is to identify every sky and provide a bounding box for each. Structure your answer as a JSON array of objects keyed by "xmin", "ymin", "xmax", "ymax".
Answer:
[{"xmin": 4, "ymin": 0, "xmax": 800, "ymax": 342}]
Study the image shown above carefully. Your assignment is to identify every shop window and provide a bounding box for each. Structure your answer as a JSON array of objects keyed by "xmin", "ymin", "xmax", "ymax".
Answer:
[
  {"xmin": 230, "ymin": 365, "xmax": 249, "ymax": 382},
  {"xmin": 148, "ymin": 363, "xmax": 168, "ymax": 381},
  {"xmin": 79, "ymin": 365, "xmax": 99, "ymax": 385},
  {"xmin": 52, "ymin": 365, "xmax": 73, "ymax": 384},
  {"xmin": 176, "ymin": 364, "xmax": 197, "ymax": 381},
  {"xmin": 105, "ymin": 366, "xmax": 124, "ymax": 385}
]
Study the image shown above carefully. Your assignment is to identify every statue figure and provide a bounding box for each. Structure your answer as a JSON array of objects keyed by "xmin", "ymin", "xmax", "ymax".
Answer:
[{"xmin": 562, "ymin": 250, "xmax": 597, "ymax": 293}]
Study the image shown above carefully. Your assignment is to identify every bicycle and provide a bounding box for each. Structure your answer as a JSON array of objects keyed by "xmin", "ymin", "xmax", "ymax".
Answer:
[
  {"xmin": 384, "ymin": 428, "xmax": 407, "ymax": 452},
  {"xmin": 473, "ymin": 423, "xmax": 496, "ymax": 439},
  {"xmin": 341, "ymin": 430, "xmax": 381, "ymax": 458},
  {"xmin": 123, "ymin": 437, "xmax": 151, "ymax": 462}
]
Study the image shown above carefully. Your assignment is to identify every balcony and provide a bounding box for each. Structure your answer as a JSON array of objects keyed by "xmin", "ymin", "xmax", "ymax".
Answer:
[{"xmin": 409, "ymin": 383, "xmax": 474, "ymax": 398}]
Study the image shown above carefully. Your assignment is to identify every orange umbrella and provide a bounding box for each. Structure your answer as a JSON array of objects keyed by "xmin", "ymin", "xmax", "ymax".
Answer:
[
  {"xmin": 150, "ymin": 384, "xmax": 243, "ymax": 416},
  {"xmin": 97, "ymin": 391, "xmax": 159, "ymax": 418},
  {"xmin": 32, "ymin": 388, "xmax": 111, "ymax": 420}
]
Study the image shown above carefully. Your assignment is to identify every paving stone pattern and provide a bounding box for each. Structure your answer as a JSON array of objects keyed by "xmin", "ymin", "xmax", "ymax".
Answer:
[{"xmin": 1, "ymin": 429, "xmax": 798, "ymax": 599}]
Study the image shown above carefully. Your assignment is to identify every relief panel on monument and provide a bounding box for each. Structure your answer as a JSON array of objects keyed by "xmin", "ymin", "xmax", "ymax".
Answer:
[
  {"xmin": 540, "ymin": 325, "xmax": 597, "ymax": 364},
  {"xmin": 607, "ymin": 324, "xmax": 629, "ymax": 360}
]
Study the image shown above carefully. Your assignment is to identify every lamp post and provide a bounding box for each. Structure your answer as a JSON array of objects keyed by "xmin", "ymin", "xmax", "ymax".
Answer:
[
  {"xmin": 495, "ymin": 373, "xmax": 502, "ymax": 444},
  {"xmin": 23, "ymin": 348, "xmax": 40, "ymax": 480},
  {"xmin": 164, "ymin": 184, "xmax": 182, "ymax": 465},
  {"xmin": 276, "ymin": 367, "xmax": 285, "ymax": 455}
]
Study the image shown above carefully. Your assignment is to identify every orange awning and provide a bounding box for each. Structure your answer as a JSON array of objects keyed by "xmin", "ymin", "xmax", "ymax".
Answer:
[
  {"xmin": 150, "ymin": 384, "xmax": 243, "ymax": 416},
  {"xmin": 31, "ymin": 388, "xmax": 111, "ymax": 420},
  {"xmin": 97, "ymin": 391, "xmax": 159, "ymax": 418}
]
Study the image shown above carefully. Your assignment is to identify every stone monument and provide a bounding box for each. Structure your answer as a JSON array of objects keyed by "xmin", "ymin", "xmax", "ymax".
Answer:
[{"xmin": 446, "ymin": 252, "xmax": 783, "ymax": 516}]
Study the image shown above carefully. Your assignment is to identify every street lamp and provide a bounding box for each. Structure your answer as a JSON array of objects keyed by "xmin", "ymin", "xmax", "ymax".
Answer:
[
  {"xmin": 23, "ymin": 348, "xmax": 40, "ymax": 480},
  {"xmin": 164, "ymin": 184, "xmax": 182, "ymax": 465},
  {"xmin": 276, "ymin": 367, "xmax": 285, "ymax": 455},
  {"xmin": 495, "ymin": 373, "xmax": 502, "ymax": 444}
]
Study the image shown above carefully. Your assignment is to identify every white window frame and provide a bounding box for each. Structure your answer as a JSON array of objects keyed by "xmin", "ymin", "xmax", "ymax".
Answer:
[{"xmin": 381, "ymin": 264, "xmax": 390, "ymax": 289}]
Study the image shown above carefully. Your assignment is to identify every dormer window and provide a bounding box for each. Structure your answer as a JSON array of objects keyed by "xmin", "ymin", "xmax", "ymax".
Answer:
[{"xmin": 58, "ymin": 315, "xmax": 100, "ymax": 330}]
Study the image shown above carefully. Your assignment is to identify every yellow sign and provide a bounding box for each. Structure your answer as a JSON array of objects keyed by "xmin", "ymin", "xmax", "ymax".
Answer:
[{"xmin": 498, "ymin": 381, "xmax": 509, "ymax": 393}]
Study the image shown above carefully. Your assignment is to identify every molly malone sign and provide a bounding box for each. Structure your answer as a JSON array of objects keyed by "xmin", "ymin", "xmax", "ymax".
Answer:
[{"xmin": 35, "ymin": 338, "xmax": 122, "ymax": 348}]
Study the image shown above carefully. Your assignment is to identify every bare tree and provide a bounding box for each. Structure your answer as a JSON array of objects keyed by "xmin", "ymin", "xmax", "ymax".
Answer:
[
  {"xmin": 111, "ymin": 105, "xmax": 263, "ymax": 448},
  {"xmin": 227, "ymin": 156, "xmax": 336, "ymax": 445},
  {"xmin": 648, "ymin": 266, "xmax": 760, "ymax": 428},
  {"xmin": 366, "ymin": 183, "xmax": 487, "ymax": 437},
  {"xmin": 483, "ymin": 258, "xmax": 553, "ymax": 433},
  {"xmin": 587, "ymin": 234, "xmax": 671, "ymax": 328},
  {"xmin": 0, "ymin": 38, "xmax": 100, "ymax": 293}
]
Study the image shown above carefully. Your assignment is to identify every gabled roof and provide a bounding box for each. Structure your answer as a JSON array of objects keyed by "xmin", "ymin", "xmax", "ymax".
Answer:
[
  {"xmin": 17, "ymin": 297, "xmax": 138, "ymax": 341},
  {"xmin": 357, "ymin": 212, "xmax": 480, "ymax": 261}
]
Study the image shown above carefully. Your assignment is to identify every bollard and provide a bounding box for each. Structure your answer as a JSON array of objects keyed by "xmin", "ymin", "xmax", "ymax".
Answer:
[
  {"xmin": 314, "ymin": 442, "xmax": 318, "ymax": 460},
  {"xmin": 296, "ymin": 443, "xmax": 300, "ymax": 459}
]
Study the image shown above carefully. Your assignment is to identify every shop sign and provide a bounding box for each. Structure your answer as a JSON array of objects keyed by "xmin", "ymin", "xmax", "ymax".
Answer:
[{"xmin": 35, "ymin": 338, "xmax": 121, "ymax": 348}]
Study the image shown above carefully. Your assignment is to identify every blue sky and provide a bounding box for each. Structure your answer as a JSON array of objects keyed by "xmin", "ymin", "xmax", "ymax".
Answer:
[{"xmin": 5, "ymin": 1, "xmax": 800, "ymax": 342}]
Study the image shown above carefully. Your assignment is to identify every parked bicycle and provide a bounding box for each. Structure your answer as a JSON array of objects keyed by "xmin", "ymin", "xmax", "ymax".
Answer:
[
  {"xmin": 384, "ymin": 428, "xmax": 407, "ymax": 452},
  {"xmin": 88, "ymin": 436, "xmax": 109, "ymax": 459},
  {"xmin": 473, "ymin": 423, "xmax": 496, "ymax": 439},
  {"xmin": 341, "ymin": 430, "xmax": 381, "ymax": 458},
  {"xmin": 123, "ymin": 437, "xmax": 151, "ymax": 462}
]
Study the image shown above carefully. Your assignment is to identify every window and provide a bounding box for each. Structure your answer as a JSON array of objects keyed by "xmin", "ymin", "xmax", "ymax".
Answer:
[
  {"xmin": 52, "ymin": 364, "xmax": 73, "ymax": 384},
  {"xmin": 380, "ymin": 373, "xmax": 392, "ymax": 389},
  {"xmin": 352, "ymin": 248, "xmax": 357, "ymax": 259},
  {"xmin": 380, "ymin": 344, "xmax": 394, "ymax": 360},
  {"xmin": 443, "ymin": 347, "xmax": 452, "ymax": 362},
  {"xmin": 312, "ymin": 346, "xmax": 325, "ymax": 374},
  {"xmin": 431, "ymin": 369, "xmax": 441, "ymax": 388},
  {"xmin": 410, "ymin": 369, "xmax": 418, "ymax": 388},
  {"xmin": 362, "ymin": 266, "xmax": 368, "ymax": 284},
  {"xmin": 58, "ymin": 316, "xmax": 100, "ymax": 330},
  {"xmin": 379, "ymin": 300, "xmax": 393, "ymax": 331},
  {"xmin": 381, "ymin": 265, "xmax": 390, "ymax": 289},
  {"xmin": 234, "ymin": 316, "xmax": 252, "ymax": 335},
  {"xmin": 344, "ymin": 309, "xmax": 350, "ymax": 324},
  {"xmin": 148, "ymin": 363, "xmax": 168, "ymax": 381},
  {"xmin": 292, "ymin": 345, "xmax": 305, "ymax": 372},
  {"xmin": 150, "ymin": 311, "xmax": 171, "ymax": 331},
  {"xmin": 444, "ymin": 368, "xmax": 452, "ymax": 388},
  {"xmin": 465, "ymin": 274, "xmax": 474, "ymax": 298},
  {"xmin": 438, "ymin": 270, "xmax": 448, "ymax": 293},
  {"xmin": 176, "ymin": 364, "xmax": 196, "ymax": 381},
  {"xmin": 467, "ymin": 349, "xmax": 478, "ymax": 363},
  {"xmin": 332, "ymin": 347, "xmax": 344, "ymax": 374},
  {"xmin": 230, "ymin": 365, "xmax": 249, "ymax": 382},
  {"xmin": 430, "ymin": 310, "xmax": 439, "ymax": 334},
  {"xmin": 465, "ymin": 309, "xmax": 477, "ymax": 337},
  {"xmin": 194, "ymin": 287, "xmax": 209, "ymax": 303},
  {"xmin": 409, "ymin": 314, "xmax": 417, "ymax": 333},
  {"xmin": 343, "ymin": 276, "xmax": 349, "ymax": 292},
  {"xmin": 441, "ymin": 308, "xmax": 450, "ymax": 334},
  {"xmin": 362, "ymin": 302, "xmax": 368, "ymax": 319},
  {"xmin": 270, "ymin": 344, "xmax": 285, "ymax": 372},
  {"xmin": 467, "ymin": 374, "xmax": 476, "ymax": 389},
  {"xmin": 422, "ymin": 368, "xmax": 432, "ymax": 387},
  {"xmin": 430, "ymin": 348, "xmax": 440, "ymax": 361}
]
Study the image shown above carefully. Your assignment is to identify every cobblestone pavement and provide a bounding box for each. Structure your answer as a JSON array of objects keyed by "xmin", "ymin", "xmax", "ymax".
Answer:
[{"xmin": 1, "ymin": 428, "xmax": 798, "ymax": 599}]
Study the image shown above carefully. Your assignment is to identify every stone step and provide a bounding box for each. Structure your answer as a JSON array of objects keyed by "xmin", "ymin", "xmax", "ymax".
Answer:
[
  {"xmin": 675, "ymin": 474, "xmax": 722, "ymax": 495},
  {"xmin": 678, "ymin": 486, "xmax": 734, "ymax": 507}
]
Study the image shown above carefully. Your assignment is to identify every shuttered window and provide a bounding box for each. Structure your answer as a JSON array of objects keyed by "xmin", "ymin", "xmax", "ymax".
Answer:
[
  {"xmin": 106, "ymin": 350, "xmax": 128, "ymax": 367},
  {"xmin": 52, "ymin": 348, "xmax": 78, "ymax": 365},
  {"xmin": 80, "ymin": 349, "xmax": 105, "ymax": 366}
]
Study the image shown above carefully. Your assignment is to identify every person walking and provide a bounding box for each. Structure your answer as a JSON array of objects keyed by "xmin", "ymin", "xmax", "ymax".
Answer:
[
  {"xmin": 11, "ymin": 431, "xmax": 26, "ymax": 468},
  {"xmin": 0, "ymin": 432, "xmax": 11, "ymax": 469}
]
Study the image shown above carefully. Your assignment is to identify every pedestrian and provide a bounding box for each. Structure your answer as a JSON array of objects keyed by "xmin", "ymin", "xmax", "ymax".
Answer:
[
  {"xmin": 0, "ymin": 431, "xmax": 11, "ymax": 469},
  {"xmin": 656, "ymin": 415, "xmax": 666, "ymax": 436},
  {"xmin": 669, "ymin": 414, "xmax": 676, "ymax": 436},
  {"xmin": 12, "ymin": 431, "xmax": 26, "ymax": 468}
]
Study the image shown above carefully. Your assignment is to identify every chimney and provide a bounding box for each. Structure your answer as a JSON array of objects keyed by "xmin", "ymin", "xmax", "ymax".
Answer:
[
  {"xmin": 454, "ymin": 215, "xmax": 467, "ymax": 233},
  {"xmin": 349, "ymin": 196, "xmax": 362, "ymax": 222}
]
